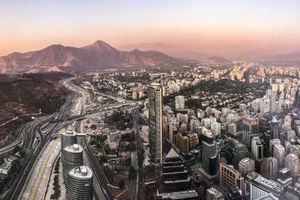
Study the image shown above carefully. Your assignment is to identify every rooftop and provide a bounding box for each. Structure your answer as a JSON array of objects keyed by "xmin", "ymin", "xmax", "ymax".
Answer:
[
  {"xmin": 69, "ymin": 166, "xmax": 93, "ymax": 179},
  {"xmin": 165, "ymin": 148, "xmax": 180, "ymax": 159},
  {"xmin": 247, "ymin": 172, "xmax": 283, "ymax": 194},
  {"xmin": 64, "ymin": 144, "xmax": 83, "ymax": 153},
  {"xmin": 62, "ymin": 129, "xmax": 77, "ymax": 136},
  {"xmin": 0, "ymin": 162, "xmax": 11, "ymax": 170},
  {"xmin": 157, "ymin": 190, "xmax": 198, "ymax": 200}
]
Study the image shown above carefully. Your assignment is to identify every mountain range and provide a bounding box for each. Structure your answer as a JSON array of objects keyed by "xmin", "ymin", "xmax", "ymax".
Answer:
[
  {"xmin": 120, "ymin": 42, "xmax": 214, "ymax": 60},
  {"xmin": 0, "ymin": 40, "xmax": 181, "ymax": 74},
  {"xmin": 2, "ymin": 40, "xmax": 298, "ymax": 74}
]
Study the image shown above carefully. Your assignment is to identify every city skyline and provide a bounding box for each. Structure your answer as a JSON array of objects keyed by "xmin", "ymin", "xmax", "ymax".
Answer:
[
  {"xmin": 2, "ymin": 1, "xmax": 300, "ymax": 199},
  {"xmin": 1, "ymin": 0, "xmax": 300, "ymax": 58}
]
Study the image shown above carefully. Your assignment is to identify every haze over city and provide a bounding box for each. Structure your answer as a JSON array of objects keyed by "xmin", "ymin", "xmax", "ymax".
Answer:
[
  {"xmin": 1, "ymin": 0, "xmax": 300, "ymax": 58},
  {"xmin": 2, "ymin": 1, "xmax": 300, "ymax": 200}
]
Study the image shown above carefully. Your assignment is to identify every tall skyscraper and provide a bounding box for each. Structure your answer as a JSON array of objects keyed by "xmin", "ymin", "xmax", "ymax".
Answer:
[
  {"xmin": 148, "ymin": 83, "xmax": 163, "ymax": 165},
  {"xmin": 201, "ymin": 132, "xmax": 219, "ymax": 176},
  {"xmin": 67, "ymin": 166, "xmax": 93, "ymax": 200},
  {"xmin": 251, "ymin": 136, "xmax": 264, "ymax": 160},
  {"xmin": 241, "ymin": 116, "xmax": 259, "ymax": 146},
  {"xmin": 271, "ymin": 116, "xmax": 279, "ymax": 139},
  {"xmin": 62, "ymin": 144, "xmax": 83, "ymax": 181}
]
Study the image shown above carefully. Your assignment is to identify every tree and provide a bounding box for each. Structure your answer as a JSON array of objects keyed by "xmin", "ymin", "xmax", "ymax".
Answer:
[{"xmin": 90, "ymin": 124, "xmax": 97, "ymax": 130}]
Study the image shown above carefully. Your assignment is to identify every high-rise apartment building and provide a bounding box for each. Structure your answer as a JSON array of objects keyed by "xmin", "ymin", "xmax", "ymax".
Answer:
[
  {"xmin": 148, "ymin": 83, "xmax": 163, "ymax": 164},
  {"xmin": 62, "ymin": 144, "xmax": 83, "ymax": 181},
  {"xmin": 251, "ymin": 136, "xmax": 264, "ymax": 160},
  {"xmin": 175, "ymin": 95, "xmax": 185, "ymax": 111},
  {"xmin": 67, "ymin": 166, "xmax": 93, "ymax": 200}
]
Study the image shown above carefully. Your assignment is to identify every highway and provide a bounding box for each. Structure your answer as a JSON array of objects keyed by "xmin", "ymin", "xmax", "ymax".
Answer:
[
  {"xmin": 4, "ymin": 76, "xmax": 142, "ymax": 200},
  {"xmin": 9, "ymin": 79, "xmax": 76, "ymax": 200},
  {"xmin": 0, "ymin": 114, "xmax": 54, "ymax": 156},
  {"xmin": 27, "ymin": 139, "xmax": 60, "ymax": 200},
  {"xmin": 129, "ymin": 107, "xmax": 144, "ymax": 200}
]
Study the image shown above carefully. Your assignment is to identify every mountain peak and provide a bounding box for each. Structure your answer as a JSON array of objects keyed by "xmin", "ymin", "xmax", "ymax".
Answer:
[
  {"xmin": 44, "ymin": 44, "xmax": 65, "ymax": 51},
  {"xmin": 91, "ymin": 40, "xmax": 113, "ymax": 49}
]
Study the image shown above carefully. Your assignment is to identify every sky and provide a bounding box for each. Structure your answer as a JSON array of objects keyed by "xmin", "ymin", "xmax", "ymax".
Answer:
[{"xmin": 1, "ymin": 0, "xmax": 300, "ymax": 58}]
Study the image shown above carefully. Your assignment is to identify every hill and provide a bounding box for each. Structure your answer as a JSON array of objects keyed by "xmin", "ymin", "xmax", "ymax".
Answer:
[{"xmin": 0, "ymin": 72, "xmax": 70, "ymax": 145}]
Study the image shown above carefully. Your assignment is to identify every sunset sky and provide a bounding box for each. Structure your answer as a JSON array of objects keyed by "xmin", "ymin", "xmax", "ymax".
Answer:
[{"xmin": 1, "ymin": 0, "xmax": 300, "ymax": 58}]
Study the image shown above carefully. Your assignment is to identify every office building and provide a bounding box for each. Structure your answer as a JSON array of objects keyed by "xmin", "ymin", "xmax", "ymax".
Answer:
[
  {"xmin": 285, "ymin": 153, "xmax": 300, "ymax": 177},
  {"xmin": 247, "ymin": 172, "xmax": 283, "ymax": 199},
  {"xmin": 271, "ymin": 117, "xmax": 279, "ymax": 139},
  {"xmin": 251, "ymin": 136, "xmax": 264, "ymax": 160},
  {"xmin": 219, "ymin": 163, "xmax": 242, "ymax": 191},
  {"xmin": 238, "ymin": 157, "xmax": 255, "ymax": 177},
  {"xmin": 241, "ymin": 116, "xmax": 259, "ymax": 146},
  {"xmin": 156, "ymin": 148, "xmax": 199, "ymax": 200},
  {"xmin": 201, "ymin": 132, "xmax": 219, "ymax": 176},
  {"xmin": 223, "ymin": 138, "xmax": 250, "ymax": 168},
  {"xmin": 67, "ymin": 166, "xmax": 93, "ymax": 200},
  {"xmin": 148, "ymin": 83, "xmax": 163, "ymax": 164},
  {"xmin": 260, "ymin": 157, "xmax": 278, "ymax": 180}
]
